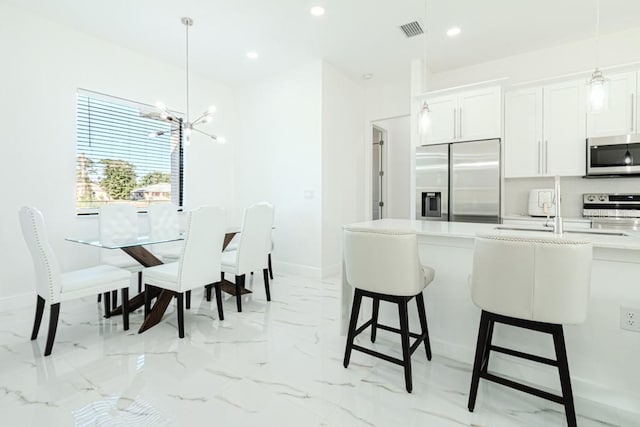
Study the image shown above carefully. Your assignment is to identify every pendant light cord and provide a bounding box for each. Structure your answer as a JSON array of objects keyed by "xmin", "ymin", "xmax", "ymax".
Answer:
[
  {"xmin": 595, "ymin": 0, "xmax": 600, "ymax": 69},
  {"xmin": 423, "ymin": 0, "xmax": 428, "ymax": 91},
  {"xmin": 185, "ymin": 20, "xmax": 190, "ymax": 124}
]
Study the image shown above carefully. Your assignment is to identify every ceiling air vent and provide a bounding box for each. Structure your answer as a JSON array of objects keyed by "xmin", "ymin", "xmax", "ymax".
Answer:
[{"xmin": 399, "ymin": 21, "xmax": 424, "ymax": 38}]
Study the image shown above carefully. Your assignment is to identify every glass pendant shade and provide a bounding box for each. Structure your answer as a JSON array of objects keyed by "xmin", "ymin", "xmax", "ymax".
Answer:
[
  {"xmin": 587, "ymin": 69, "xmax": 609, "ymax": 113},
  {"xmin": 418, "ymin": 101, "xmax": 431, "ymax": 136},
  {"xmin": 624, "ymin": 146, "xmax": 633, "ymax": 165}
]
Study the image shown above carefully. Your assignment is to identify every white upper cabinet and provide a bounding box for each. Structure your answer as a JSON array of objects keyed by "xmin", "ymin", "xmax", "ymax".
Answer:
[
  {"xmin": 505, "ymin": 88, "xmax": 543, "ymax": 178},
  {"xmin": 504, "ymin": 79, "xmax": 586, "ymax": 178},
  {"xmin": 586, "ymin": 71, "xmax": 637, "ymax": 137},
  {"xmin": 543, "ymin": 79, "xmax": 586, "ymax": 176},
  {"xmin": 422, "ymin": 86, "xmax": 501, "ymax": 145}
]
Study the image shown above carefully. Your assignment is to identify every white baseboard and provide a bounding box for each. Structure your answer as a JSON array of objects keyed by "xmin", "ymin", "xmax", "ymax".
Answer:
[
  {"xmin": 0, "ymin": 291, "xmax": 35, "ymax": 312},
  {"xmin": 273, "ymin": 260, "xmax": 321, "ymax": 279}
]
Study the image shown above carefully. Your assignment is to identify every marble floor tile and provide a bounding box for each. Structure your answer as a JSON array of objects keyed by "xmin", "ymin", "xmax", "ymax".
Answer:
[{"xmin": 0, "ymin": 273, "xmax": 638, "ymax": 426}]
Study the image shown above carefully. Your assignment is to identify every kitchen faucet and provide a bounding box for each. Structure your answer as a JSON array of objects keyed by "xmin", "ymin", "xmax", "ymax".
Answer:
[{"xmin": 553, "ymin": 175, "xmax": 563, "ymax": 235}]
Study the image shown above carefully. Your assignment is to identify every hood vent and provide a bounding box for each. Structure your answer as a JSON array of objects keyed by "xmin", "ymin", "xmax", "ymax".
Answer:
[{"xmin": 399, "ymin": 21, "xmax": 424, "ymax": 38}]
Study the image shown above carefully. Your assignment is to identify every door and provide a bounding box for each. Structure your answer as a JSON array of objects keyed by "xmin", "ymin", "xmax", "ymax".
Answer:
[
  {"xmin": 587, "ymin": 72, "xmax": 637, "ymax": 137},
  {"xmin": 505, "ymin": 88, "xmax": 543, "ymax": 178},
  {"xmin": 544, "ymin": 79, "xmax": 586, "ymax": 176},
  {"xmin": 415, "ymin": 144, "xmax": 449, "ymax": 220},
  {"xmin": 458, "ymin": 86, "xmax": 501, "ymax": 141},
  {"xmin": 372, "ymin": 126, "xmax": 385, "ymax": 220},
  {"xmin": 450, "ymin": 139, "xmax": 500, "ymax": 223},
  {"xmin": 423, "ymin": 95, "xmax": 457, "ymax": 145}
]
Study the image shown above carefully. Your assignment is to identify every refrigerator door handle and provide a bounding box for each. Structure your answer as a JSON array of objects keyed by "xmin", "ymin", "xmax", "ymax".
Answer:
[{"xmin": 453, "ymin": 108, "xmax": 457, "ymax": 140}]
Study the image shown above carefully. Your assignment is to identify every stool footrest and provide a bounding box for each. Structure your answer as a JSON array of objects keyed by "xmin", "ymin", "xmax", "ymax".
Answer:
[
  {"xmin": 490, "ymin": 345, "xmax": 558, "ymax": 367},
  {"xmin": 481, "ymin": 372, "xmax": 564, "ymax": 404},
  {"xmin": 354, "ymin": 319, "xmax": 374, "ymax": 336},
  {"xmin": 352, "ymin": 344, "xmax": 404, "ymax": 366},
  {"xmin": 376, "ymin": 323, "xmax": 422, "ymax": 339}
]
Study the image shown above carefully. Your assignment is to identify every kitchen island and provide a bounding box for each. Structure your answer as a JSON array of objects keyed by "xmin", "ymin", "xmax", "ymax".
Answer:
[{"xmin": 341, "ymin": 219, "xmax": 640, "ymax": 414}]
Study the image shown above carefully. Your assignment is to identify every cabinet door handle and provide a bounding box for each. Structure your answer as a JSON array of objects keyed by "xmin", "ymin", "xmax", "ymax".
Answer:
[
  {"xmin": 537, "ymin": 141, "xmax": 542, "ymax": 174},
  {"xmin": 544, "ymin": 140, "xmax": 549, "ymax": 175},
  {"xmin": 459, "ymin": 108, "xmax": 463, "ymax": 140},
  {"xmin": 453, "ymin": 108, "xmax": 457, "ymax": 140},
  {"xmin": 631, "ymin": 94, "xmax": 635, "ymax": 133}
]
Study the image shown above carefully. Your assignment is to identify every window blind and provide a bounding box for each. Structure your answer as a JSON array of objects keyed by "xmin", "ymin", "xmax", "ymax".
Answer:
[{"xmin": 75, "ymin": 90, "xmax": 183, "ymax": 213}]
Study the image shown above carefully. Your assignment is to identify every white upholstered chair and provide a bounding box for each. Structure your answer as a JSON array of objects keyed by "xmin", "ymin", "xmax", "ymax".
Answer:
[
  {"xmin": 343, "ymin": 228, "xmax": 435, "ymax": 393},
  {"xmin": 19, "ymin": 207, "xmax": 131, "ymax": 356},
  {"xmin": 143, "ymin": 206, "xmax": 226, "ymax": 338},
  {"xmin": 98, "ymin": 204, "xmax": 144, "ymax": 306},
  {"xmin": 225, "ymin": 238, "xmax": 274, "ymax": 280},
  {"xmin": 468, "ymin": 235, "xmax": 592, "ymax": 427},
  {"xmin": 147, "ymin": 203, "xmax": 183, "ymax": 263},
  {"xmin": 217, "ymin": 203, "xmax": 274, "ymax": 312}
]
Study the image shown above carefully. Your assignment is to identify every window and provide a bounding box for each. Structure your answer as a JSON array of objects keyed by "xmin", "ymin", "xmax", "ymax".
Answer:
[{"xmin": 75, "ymin": 89, "xmax": 183, "ymax": 213}]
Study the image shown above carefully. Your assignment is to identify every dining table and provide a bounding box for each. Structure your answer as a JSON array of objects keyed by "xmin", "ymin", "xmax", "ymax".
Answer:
[{"xmin": 66, "ymin": 229, "xmax": 243, "ymax": 333}]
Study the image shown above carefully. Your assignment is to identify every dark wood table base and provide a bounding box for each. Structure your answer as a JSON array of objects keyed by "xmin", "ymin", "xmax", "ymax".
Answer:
[{"xmin": 219, "ymin": 279, "xmax": 253, "ymax": 296}]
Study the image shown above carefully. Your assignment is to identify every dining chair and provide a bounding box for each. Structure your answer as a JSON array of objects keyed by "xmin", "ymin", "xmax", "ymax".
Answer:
[
  {"xmin": 342, "ymin": 228, "xmax": 435, "ymax": 393},
  {"xmin": 143, "ymin": 206, "xmax": 226, "ymax": 338},
  {"xmin": 98, "ymin": 204, "xmax": 144, "ymax": 306},
  {"xmin": 218, "ymin": 202, "xmax": 274, "ymax": 312},
  {"xmin": 225, "ymin": 238, "xmax": 274, "ymax": 280},
  {"xmin": 147, "ymin": 202, "xmax": 183, "ymax": 263},
  {"xmin": 468, "ymin": 234, "xmax": 592, "ymax": 427},
  {"xmin": 19, "ymin": 206, "xmax": 131, "ymax": 356}
]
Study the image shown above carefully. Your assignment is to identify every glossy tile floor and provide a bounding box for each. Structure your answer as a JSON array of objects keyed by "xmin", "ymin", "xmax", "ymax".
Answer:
[{"xmin": 1, "ymin": 273, "xmax": 638, "ymax": 426}]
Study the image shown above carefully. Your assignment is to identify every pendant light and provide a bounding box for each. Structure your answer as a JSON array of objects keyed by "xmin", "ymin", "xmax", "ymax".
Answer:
[
  {"xmin": 587, "ymin": 0, "xmax": 608, "ymax": 112},
  {"xmin": 418, "ymin": 0, "xmax": 431, "ymax": 136},
  {"xmin": 148, "ymin": 17, "xmax": 225, "ymax": 145}
]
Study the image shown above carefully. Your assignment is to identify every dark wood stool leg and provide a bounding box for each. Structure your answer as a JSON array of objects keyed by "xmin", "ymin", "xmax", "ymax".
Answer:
[
  {"xmin": 215, "ymin": 283, "xmax": 225, "ymax": 321},
  {"xmin": 44, "ymin": 303, "xmax": 60, "ymax": 356},
  {"xmin": 415, "ymin": 292, "xmax": 432, "ymax": 360},
  {"xmin": 176, "ymin": 293, "xmax": 185, "ymax": 338},
  {"xmin": 268, "ymin": 253, "xmax": 274, "ymax": 280},
  {"xmin": 468, "ymin": 310, "xmax": 491, "ymax": 412},
  {"xmin": 343, "ymin": 289, "xmax": 363, "ymax": 368},
  {"xmin": 481, "ymin": 317, "xmax": 495, "ymax": 374},
  {"xmin": 185, "ymin": 290, "xmax": 191, "ymax": 309},
  {"xmin": 235, "ymin": 275, "xmax": 244, "ymax": 312},
  {"xmin": 121, "ymin": 287, "xmax": 129, "ymax": 331},
  {"xmin": 31, "ymin": 296, "xmax": 45, "ymax": 340},
  {"xmin": 553, "ymin": 325, "xmax": 577, "ymax": 427},
  {"xmin": 398, "ymin": 297, "xmax": 413, "ymax": 393},
  {"xmin": 263, "ymin": 268, "xmax": 271, "ymax": 301},
  {"xmin": 111, "ymin": 290, "xmax": 117, "ymax": 309},
  {"xmin": 104, "ymin": 292, "xmax": 111, "ymax": 318},
  {"xmin": 370, "ymin": 298, "xmax": 380, "ymax": 343}
]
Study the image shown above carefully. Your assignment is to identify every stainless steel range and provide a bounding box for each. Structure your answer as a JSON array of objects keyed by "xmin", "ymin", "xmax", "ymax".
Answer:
[{"xmin": 582, "ymin": 193, "xmax": 640, "ymax": 230}]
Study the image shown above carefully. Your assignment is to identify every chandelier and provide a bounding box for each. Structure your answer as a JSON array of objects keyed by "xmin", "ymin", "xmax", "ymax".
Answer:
[{"xmin": 147, "ymin": 17, "xmax": 225, "ymax": 144}]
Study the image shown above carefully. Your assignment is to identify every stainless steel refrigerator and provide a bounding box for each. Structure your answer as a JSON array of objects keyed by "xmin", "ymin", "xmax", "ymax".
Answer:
[{"xmin": 415, "ymin": 139, "xmax": 501, "ymax": 223}]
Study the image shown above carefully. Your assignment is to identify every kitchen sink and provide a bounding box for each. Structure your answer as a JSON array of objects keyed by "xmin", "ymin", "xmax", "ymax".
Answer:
[{"xmin": 494, "ymin": 226, "xmax": 629, "ymax": 237}]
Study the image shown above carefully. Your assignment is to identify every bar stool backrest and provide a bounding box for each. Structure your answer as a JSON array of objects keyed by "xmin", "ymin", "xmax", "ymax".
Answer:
[{"xmin": 471, "ymin": 235, "xmax": 592, "ymax": 324}]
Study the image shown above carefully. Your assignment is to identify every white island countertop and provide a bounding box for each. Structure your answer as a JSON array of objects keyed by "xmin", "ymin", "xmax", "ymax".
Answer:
[{"xmin": 343, "ymin": 218, "xmax": 640, "ymax": 251}]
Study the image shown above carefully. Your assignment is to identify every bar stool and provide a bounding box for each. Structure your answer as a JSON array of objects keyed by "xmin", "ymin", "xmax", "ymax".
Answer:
[
  {"xmin": 468, "ymin": 235, "xmax": 592, "ymax": 427},
  {"xmin": 343, "ymin": 228, "xmax": 435, "ymax": 393}
]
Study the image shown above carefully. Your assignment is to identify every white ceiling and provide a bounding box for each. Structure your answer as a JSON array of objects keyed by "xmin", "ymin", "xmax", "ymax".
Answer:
[{"xmin": 8, "ymin": 0, "xmax": 640, "ymax": 85}]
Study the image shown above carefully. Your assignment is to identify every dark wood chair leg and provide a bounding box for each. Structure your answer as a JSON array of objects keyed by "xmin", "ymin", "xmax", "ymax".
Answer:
[
  {"xmin": 553, "ymin": 325, "xmax": 577, "ymax": 427},
  {"xmin": 263, "ymin": 268, "xmax": 271, "ymax": 301},
  {"xmin": 31, "ymin": 295, "xmax": 45, "ymax": 340},
  {"xmin": 97, "ymin": 293, "xmax": 102, "ymax": 303},
  {"xmin": 215, "ymin": 284, "xmax": 224, "ymax": 321},
  {"xmin": 104, "ymin": 292, "xmax": 111, "ymax": 318},
  {"xmin": 137, "ymin": 271, "xmax": 142, "ymax": 293},
  {"xmin": 144, "ymin": 285, "xmax": 151, "ymax": 317},
  {"xmin": 398, "ymin": 297, "xmax": 413, "ymax": 393},
  {"xmin": 44, "ymin": 303, "xmax": 60, "ymax": 356},
  {"xmin": 371, "ymin": 298, "xmax": 380, "ymax": 343},
  {"xmin": 185, "ymin": 290, "xmax": 191, "ymax": 309},
  {"xmin": 468, "ymin": 310, "xmax": 491, "ymax": 412},
  {"xmin": 121, "ymin": 287, "xmax": 129, "ymax": 331},
  {"xmin": 176, "ymin": 293, "xmax": 185, "ymax": 338},
  {"xmin": 111, "ymin": 290, "xmax": 118, "ymax": 308},
  {"xmin": 415, "ymin": 292, "xmax": 432, "ymax": 360},
  {"xmin": 268, "ymin": 253, "xmax": 274, "ymax": 280},
  {"xmin": 235, "ymin": 275, "xmax": 244, "ymax": 312},
  {"xmin": 343, "ymin": 289, "xmax": 363, "ymax": 368},
  {"xmin": 205, "ymin": 284, "xmax": 212, "ymax": 302}
]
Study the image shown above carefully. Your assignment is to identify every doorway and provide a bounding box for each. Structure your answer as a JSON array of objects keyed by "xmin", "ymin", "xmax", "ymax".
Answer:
[{"xmin": 372, "ymin": 125, "xmax": 386, "ymax": 220}]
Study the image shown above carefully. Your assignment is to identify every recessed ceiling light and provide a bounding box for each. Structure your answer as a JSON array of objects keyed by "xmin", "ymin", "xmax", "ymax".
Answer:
[
  {"xmin": 363, "ymin": 73, "xmax": 374, "ymax": 80},
  {"xmin": 246, "ymin": 51, "xmax": 259, "ymax": 59},
  {"xmin": 446, "ymin": 27, "xmax": 461, "ymax": 37},
  {"xmin": 310, "ymin": 6, "xmax": 325, "ymax": 16}
]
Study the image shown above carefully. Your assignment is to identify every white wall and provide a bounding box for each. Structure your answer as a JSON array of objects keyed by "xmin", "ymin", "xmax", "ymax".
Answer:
[
  {"xmin": 233, "ymin": 61, "xmax": 323, "ymax": 277},
  {"xmin": 0, "ymin": 3, "xmax": 235, "ymax": 308},
  {"xmin": 321, "ymin": 62, "xmax": 366, "ymax": 277},
  {"xmin": 371, "ymin": 116, "xmax": 411, "ymax": 219}
]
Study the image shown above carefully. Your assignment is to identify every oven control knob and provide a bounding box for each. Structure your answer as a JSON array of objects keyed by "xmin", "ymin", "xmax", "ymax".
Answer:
[
  {"xmin": 587, "ymin": 195, "xmax": 596, "ymax": 202},
  {"xmin": 599, "ymin": 195, "xmax": 607, "ymax": 202}
]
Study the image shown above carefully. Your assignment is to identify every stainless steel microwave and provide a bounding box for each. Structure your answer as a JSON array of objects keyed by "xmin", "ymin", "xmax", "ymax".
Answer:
[{"xmin": 587, "ymin": 134, "xmax": 640, "ymax": 176}]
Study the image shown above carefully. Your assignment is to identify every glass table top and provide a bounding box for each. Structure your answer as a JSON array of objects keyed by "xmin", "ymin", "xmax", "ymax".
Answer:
[{"xmin": 65, "ymin": 234, "xmax": 185, "ymax": 249}]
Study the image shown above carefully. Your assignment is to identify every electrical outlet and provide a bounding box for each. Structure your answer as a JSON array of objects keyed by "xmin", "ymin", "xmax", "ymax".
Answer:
[{"xmin": 620, "ymin": 307, "xmax": 640, "ymax": 332}]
